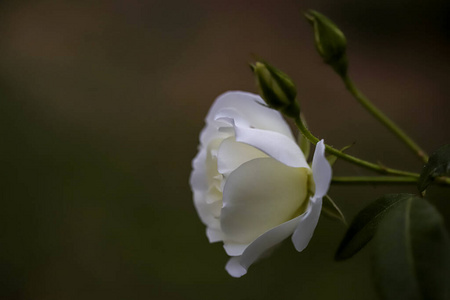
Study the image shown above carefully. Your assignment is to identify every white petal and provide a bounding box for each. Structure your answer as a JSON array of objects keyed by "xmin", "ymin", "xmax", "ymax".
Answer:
[
  {"xmin": 225, "ymin": 213, "xmax": 303, "ymax": 278},
  {"xmin": 190, "ymin": 148, "xmax": 208, "ymax": 192},
  {"xmin": 311, "ymin": 140, "xmax": 332, "ymax": 199},
  {"xmin": 193, "ymin": 138, "xmax": 223, "ymax": 194},
  {"xmin": 225, "ymin": 257, "xmax": 248, "ymax": 278},
  {"xmin": 291, "ymin": 140, "xmax": 331, "ymax": 251},
  {"xmin": 206, "ymin": 228, "xmax": 225, "ymax": 243},
  {"xmin": 214, "ymin": 107, "xmax": 250, "ymax": 128},
  {"xmin": 203, "ymin": 91, "xmax": 307, "ymax": 168},
  {"xmin": 193, "ymin": 190, "xmax": 221, "ymax": 230},
  {"xmin": 223, "ymin": 243, "xmax": 248, "ymax": 256},
  {"xmin": 217, "ymin": 137, "xmax": 267, "ymax": 177},
  {"xmin": 234, "ymin": 126, "xmax": 308, "ymax": 168},
  {"xmin": 291, "ymin": 197, "xmax": 322, "ymax": 252},
  {"xmin": 205, "ymin": 91, "xmax": 293, "ymax": 139},
  {"xmin": 199, "ymin": 122, "xmax": 232, "ymax": 147},
  {"xmin": 221, "ymin": 157, "xmax": 309, "ymax": 244}
]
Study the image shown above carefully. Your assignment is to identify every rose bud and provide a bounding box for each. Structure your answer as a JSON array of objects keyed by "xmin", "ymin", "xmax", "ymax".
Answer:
[
  {"xmin": 252, "ymin": 62, "xmax": 300, "ymax": 118},
  {"xmin": 305, "ymin": 10, "xmax": 348, "ymax": 76}
]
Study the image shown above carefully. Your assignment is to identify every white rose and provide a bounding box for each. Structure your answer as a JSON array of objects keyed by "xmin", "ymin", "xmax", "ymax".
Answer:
[{"xmin": 190, "ymin": 91, "xmax": 332, "ymax": 278}]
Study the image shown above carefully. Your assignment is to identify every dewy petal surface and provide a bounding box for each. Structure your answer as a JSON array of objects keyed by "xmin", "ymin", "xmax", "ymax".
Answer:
[{"xmin": 221, "ymin": 157, "xmax": 309, "ymax": 245}]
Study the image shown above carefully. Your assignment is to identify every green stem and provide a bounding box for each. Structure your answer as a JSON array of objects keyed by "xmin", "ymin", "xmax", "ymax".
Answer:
[
  {"xmin": 294, "ymin": 116, "xmax": 419, "ymax": 178},
  {"xmin": 436, "ymin": 176, "xmax": 450, "ymax": 185},
  {"xmin": 342, "ymin": 74, "xmax": 429, "ymax": 163},
  {"xmin": 332, "ymin": 176, "xmax": 450, "ymax": 187},
  {"xmin": 332, "ymin": 176, "xmax": 418, "ymax": 184}
]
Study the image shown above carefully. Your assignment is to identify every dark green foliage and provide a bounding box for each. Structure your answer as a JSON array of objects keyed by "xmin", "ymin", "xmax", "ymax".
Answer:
[
  {"xmin": 335, "ymin": 194, "xmax": 407, "ymax": 260},
  {"xmin": 373, "ymin": 196, "xmax": 450, "ymax": 300},
  {"xmin": 418, "ymin": 144, "xmax": 450, "ymax": 192}
]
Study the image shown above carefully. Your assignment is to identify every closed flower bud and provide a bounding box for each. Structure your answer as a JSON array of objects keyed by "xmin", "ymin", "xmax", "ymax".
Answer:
[
  {"xmin": 305, "ymin": 10, "xmax": 348, "ymax": 76},
  {"xmin": 252, "ymin": 62, "xmax": 300, "ymax": 118}
]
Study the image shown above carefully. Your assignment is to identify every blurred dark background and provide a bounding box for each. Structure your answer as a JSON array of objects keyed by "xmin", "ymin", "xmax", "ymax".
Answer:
[{"xmin": 1, "ymin": 1, "xmax": 449, "ymax": 299}]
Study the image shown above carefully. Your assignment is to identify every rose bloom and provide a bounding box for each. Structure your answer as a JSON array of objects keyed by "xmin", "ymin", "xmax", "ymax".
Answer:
[{"xmin": 190, "ymin": 91, "xmax": 331, "ymax": 277}]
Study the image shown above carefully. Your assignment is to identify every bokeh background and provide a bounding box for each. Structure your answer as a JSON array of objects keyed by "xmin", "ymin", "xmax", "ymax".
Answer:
[{"xmin": 1, "ymin": 0, "xmax": 450, "ymax": 299}]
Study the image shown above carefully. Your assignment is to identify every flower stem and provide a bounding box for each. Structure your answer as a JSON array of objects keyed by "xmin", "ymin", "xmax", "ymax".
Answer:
[
  {"xmin": 342, "ymin": 74, "xmax": 429, "ymax": 163},
  {"xmin": 294, "ymin": 116, "xmax": 419, "ymax": 178},
  {"xmin": 436, "ymin": 176, "xmax": 450, "ymax": 185},
  {"xmin": 332, "ymin": 176, "xmax": 418, "ymax": 184},
  {"xmin": 332, "ymin": 176, "xmax": 450, "ymax": 187}
]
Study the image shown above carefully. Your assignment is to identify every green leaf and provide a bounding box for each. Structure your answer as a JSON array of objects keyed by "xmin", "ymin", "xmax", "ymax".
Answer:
[
  {"xmin": 418, "ymin": 144, "xmax": 450, "ymax": 192},
  {"xmin": 335, "ymin": 194, "xmax": 406, "ymax": 260},
  {"xmin": 373, "ymin": 195, "xmax": 450, "ymax": 300}
]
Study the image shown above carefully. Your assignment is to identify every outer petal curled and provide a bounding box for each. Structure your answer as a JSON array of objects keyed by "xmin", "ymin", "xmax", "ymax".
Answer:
[
  {"xmin": 234, "ymin": 126, "xmax": 308, "ymax": 168},
  {"xmin": 212, "ymin": 104, "xmax": 308, "ymax": 168},
  {"xmin": 225, "ymin": 141, "xmax": 332, "ymax": 277},
  {"xmin": 225, "ymin": 214, "xmax": 303, "ymax": 277},
  {"xmin": 221, "ymin": 157, "xmax": 309, "ymax": 246},
  {"xmin": 205, "ymin": 91, "xmax": 293, "ymax": 139},
  {"xmin": 310, "ymin": 140, "xmax": 332, "ymax": 200},
  {"xmin": 291, "ymin": 140, "xmax": 331, "ymax": 251}
]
